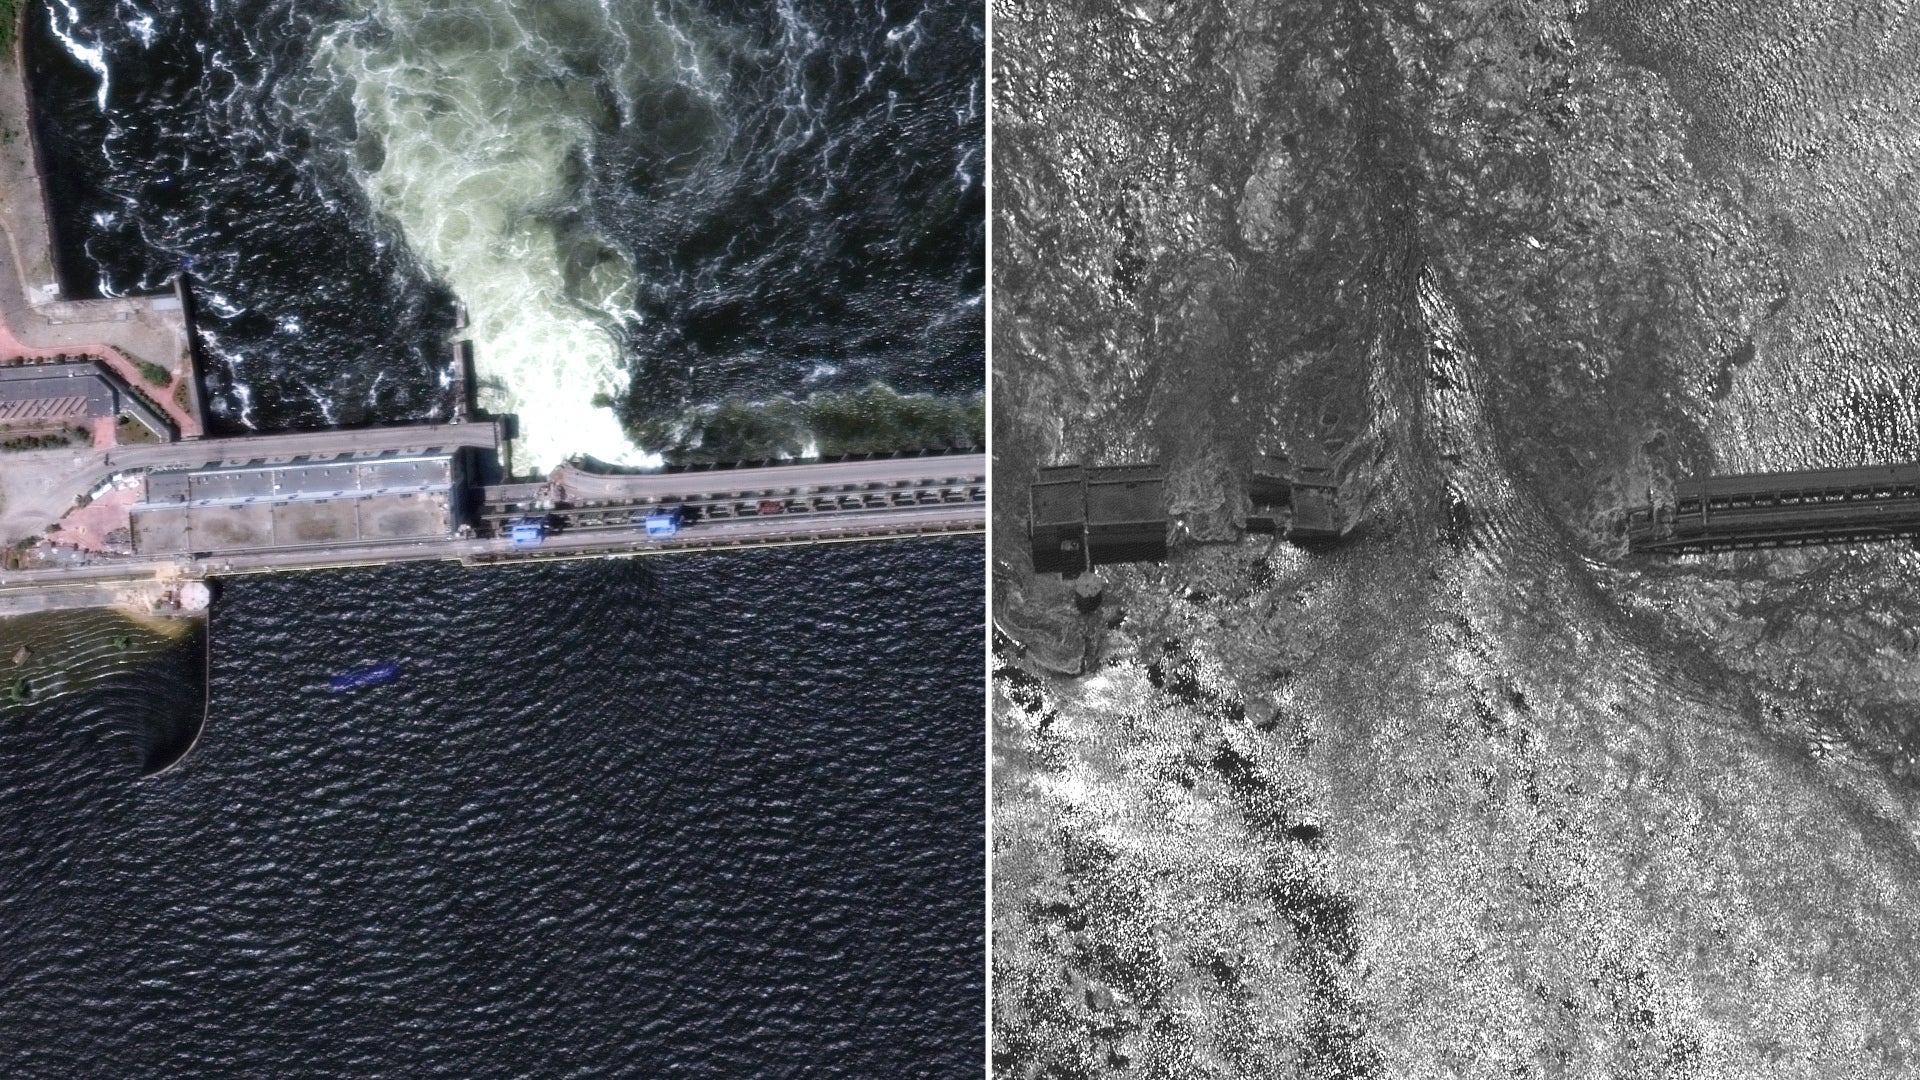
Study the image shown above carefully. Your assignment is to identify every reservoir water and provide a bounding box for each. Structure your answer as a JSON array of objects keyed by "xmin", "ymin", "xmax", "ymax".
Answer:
[{"xmin": 3, "ymin": 549, "xmax": 984, "ymax": 1076}]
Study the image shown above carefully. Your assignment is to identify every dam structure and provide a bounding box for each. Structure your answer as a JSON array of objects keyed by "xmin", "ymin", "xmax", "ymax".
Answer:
[
  {"xmin": 1626, "ymin": 462, "xmax": 1920, "ymax": 554},
  {"xmin": 0, "ymin": 415, "xmax": 984, "ymax": 616},
  {"xmin": 1028, "ymin": 446, "xmax": 1344, "ymax": 575},
  {"xmin": 0, "ymin": 22, "xmax": 982, "ymax": 617}
]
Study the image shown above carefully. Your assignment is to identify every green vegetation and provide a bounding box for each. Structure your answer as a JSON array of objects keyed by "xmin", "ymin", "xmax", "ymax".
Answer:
[
  {"xmin": 0, "ymin": 1, "xmax": 16, "ymax": 53},
  {"xmin": 137, "ymin": 361, "xmax": 171, "ymax": 387},
  {"xmin": 625, "ymin": 384, "xmax": 984, "ymax": 466},
  {"xmin": 1, "ymin": 426, "xmax": 88, "ymax": 451},
  {"xmin": 115, "ymin": 414, "xmax": 161, "ymax": 444}
]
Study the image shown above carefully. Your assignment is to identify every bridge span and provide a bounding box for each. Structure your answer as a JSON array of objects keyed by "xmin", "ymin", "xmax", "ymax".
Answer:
[
  {"xmin": 0, "ymin": 422, "xmax": 982, "ymax": 615},
  {"xmin": 1627, "ymin": 461, "xmax": 1920, "ymax": 554}
]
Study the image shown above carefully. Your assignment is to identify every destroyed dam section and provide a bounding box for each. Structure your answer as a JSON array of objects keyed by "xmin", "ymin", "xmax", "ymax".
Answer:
[
  {"xmin": 1027, "ymin": 446, "xmax": 1344, "ymax": 575},
  {"xmin": 0, "ymin": 21, "xmax": 982, "ymax": 619}
]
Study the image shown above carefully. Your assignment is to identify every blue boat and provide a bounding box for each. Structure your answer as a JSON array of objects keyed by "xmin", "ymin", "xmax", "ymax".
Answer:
[{"xmin": 329, "ymin": 662, "xmax": 400, "ymax": 692}]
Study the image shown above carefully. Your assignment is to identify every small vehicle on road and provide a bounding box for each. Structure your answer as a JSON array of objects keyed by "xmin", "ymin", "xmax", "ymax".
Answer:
[
  {"xmin": 643, "ymin": 506, "xmax": 684, "ymax": 538},
  {"xmin": 509, "ymin": 516, "xmax": 549, "ymax": 547}
]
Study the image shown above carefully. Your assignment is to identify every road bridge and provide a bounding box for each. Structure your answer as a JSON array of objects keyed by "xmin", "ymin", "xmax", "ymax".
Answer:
[
  {"xmin": 1627, "ymin": 462, "xmax": 1920, "ymax": 554},
  {"xmin": 496, "ymin": 453, "xmax": 984, "ymax": 532},
  {"xmin": 0, "ymin": 439, "xmax": 982, "ymax": 613}
]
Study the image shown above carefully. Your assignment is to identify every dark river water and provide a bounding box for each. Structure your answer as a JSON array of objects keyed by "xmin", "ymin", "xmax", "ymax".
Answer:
[
  {"xmin": 2, "ymin": 546, "xmax": 984, "ymax": 1076},
  {"xmin": 25, "ymin": 0, "xmax": 983, "ymax": 463}
]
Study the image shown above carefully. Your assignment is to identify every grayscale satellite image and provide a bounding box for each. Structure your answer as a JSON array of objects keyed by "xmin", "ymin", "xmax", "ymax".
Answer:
[{"xmin": 991, "ymin": 0, "xmax": 1920, "ymax": 1074}]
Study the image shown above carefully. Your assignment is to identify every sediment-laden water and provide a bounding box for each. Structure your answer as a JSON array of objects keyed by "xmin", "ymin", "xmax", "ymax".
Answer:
[
  {"xmin": 2, "ymin": 544, "xmax": 984, "ymax": 1075},
  {"xmin": 994, "ymin": 0, "xmax": 1920, "ymax": 1073},
  {"xmin": 27, "ymin": 0, "xmax": 983, "ymax": 468}
]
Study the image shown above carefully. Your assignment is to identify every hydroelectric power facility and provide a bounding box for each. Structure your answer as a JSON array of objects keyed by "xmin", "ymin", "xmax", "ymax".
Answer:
[
  {"xmin": 0, "ymin": 21, "xmax": 982, "ymax": 619},
  {"xmin": 1028, "ymin": 446, "xmax": 1345, "ymax": 575}
]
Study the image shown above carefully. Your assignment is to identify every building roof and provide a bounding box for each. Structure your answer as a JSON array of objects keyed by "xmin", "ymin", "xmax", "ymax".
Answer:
[
  {"xmin": 0, "ymin": 360, "xmax": 174, "ymax": 439},
  {"xmin": 1086, "ymin": 464, "xmax": 1164, "ymax": 527},
  {"xmin": 1030, "ymin": 465, "xmax": 1086, "ymax": 527},
  {"xmin": 136, "ymin": 451, "xmax": 457, "ymax": 510}
]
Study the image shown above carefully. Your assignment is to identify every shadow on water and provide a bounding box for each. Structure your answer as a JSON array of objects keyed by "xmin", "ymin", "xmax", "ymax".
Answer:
[{"xmin": 134, "ymin": 620, "xmax": 208, "ymax": 777}]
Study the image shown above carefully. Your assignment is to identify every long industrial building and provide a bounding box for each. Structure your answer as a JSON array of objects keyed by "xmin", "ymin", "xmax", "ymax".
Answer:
[
  {"xmin": 130, "ymin": 450, "xmax": 468, "ymax": 555},
  {"xmin": 1029, "ymin": 463, "xmax": 1169, "ymax": 574}
]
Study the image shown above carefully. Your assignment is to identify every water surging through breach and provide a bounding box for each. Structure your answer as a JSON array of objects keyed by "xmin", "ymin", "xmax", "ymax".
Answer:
[{"xmin": 310, "ymin": 0, "xmax": 726, "ymax": 471}]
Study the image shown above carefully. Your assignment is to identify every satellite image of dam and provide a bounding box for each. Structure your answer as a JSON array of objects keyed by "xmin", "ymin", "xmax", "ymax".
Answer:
[
  {"xmin": 0, "ymin": 0, "xmax": 983, "ymax": 1074},
  {"xmin": 993, "ymin": 0, "xmax": 1920, "ymax": 1075}
]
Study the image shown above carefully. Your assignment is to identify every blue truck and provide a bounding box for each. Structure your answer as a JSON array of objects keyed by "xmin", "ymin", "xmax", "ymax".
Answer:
[
  {"xmin": 509, "ymin": 516, "xmax": 549, "ymax": 547},
  {"xmin": 643, "ymin": 507, "xmax": 684, "ymax": 538}
]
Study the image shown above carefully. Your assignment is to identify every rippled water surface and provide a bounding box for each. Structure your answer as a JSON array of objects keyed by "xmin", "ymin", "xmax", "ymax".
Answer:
[{"xmin": 2, "ymin": 544, "xmax": 983, "ymax": 1076}]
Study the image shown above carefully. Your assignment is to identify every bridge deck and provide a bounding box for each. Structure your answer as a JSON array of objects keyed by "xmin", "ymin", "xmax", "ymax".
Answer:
[{"xmin": 1629, "ymin": 461, "xmax": 1920, "ymax": 553}]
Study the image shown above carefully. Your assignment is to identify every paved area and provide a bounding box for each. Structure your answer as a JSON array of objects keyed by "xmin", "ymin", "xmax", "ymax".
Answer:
[{"xmin": 57, "ymin": 476, "xmax": 139, "ymax": 551}]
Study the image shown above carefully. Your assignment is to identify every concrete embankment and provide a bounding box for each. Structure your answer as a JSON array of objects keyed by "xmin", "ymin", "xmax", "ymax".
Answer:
[{"xmin": 0, "ymin": 19, "xmax": 204, "ymax": 437}]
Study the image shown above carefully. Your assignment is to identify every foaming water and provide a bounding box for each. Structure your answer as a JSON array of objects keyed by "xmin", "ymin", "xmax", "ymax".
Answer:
[
  {"xmin": 26, "ymin": 0, "xmax": 981, "ymax": 457},
  {"xmin": 306, "ymin": 1, "xmax": 724, "ymax": 469}
]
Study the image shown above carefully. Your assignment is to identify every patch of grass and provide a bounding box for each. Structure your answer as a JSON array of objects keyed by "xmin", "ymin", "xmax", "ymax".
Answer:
[
  {"xmin": 115, "ymin": 414, "xmax": 160, "ymax": 444},
  {"xmin": 0, "ymin": 1, "xmax": 16, "ymax": 54},
  {"xmin": 137, "ymin": 361, "xmax": 171, "ymax": 387}
]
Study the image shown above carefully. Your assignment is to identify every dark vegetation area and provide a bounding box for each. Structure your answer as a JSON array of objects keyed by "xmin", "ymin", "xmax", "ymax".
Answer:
[
  {"xmin": 627, "ymin": 384, "xmax": 983, "ymax": 466},
  {"xmin": 1, "ymin": 425, "xmax": 86, "ymax": 451}
]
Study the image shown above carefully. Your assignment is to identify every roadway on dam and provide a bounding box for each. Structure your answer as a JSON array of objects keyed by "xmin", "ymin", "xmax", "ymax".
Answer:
[
  {"xmin": 0, "ymin": 444, "xmax": 984, "ymax": 612},
  {"xmin": 0, "ymin": 501, "xmax": 982, "ymax": 609}
]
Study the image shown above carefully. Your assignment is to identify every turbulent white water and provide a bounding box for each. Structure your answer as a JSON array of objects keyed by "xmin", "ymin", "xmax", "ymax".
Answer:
[{"xmin": 311, "ymin": 0, "xmax": 726, "ymax": 471}]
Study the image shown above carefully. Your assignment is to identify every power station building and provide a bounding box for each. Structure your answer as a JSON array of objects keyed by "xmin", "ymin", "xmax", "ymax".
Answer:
[
  {"xmin": 1247, "ymin": 445, "xmax": 1341, "ymax": 540},
  {"xmin": 130, "ymin": 450, "xmax": 469, "ymax": 555},
  {"xmin": 1028, "ymin": 448, "xmax": 1344, "ymax": 573}
]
